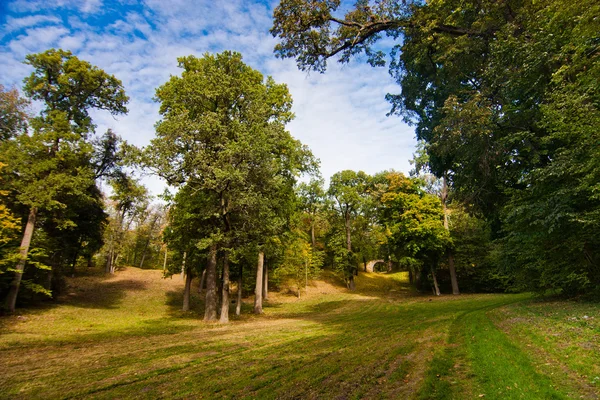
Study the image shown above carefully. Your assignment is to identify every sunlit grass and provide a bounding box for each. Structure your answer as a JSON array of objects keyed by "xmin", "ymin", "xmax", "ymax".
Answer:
[{"xmin": 0, "ymin": 267, "xmax": 598, "ymax": 399}]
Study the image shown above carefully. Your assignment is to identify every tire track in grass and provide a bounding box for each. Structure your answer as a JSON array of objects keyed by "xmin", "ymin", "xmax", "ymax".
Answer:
[{"xmin": 418, "ymin": 295, "xmax": 573, "ymax": 399}]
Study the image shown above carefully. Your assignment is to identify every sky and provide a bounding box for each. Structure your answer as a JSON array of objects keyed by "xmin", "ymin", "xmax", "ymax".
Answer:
[{"xmin": 0, "ymin": 0, "xmax": 416, "ymax": 196}]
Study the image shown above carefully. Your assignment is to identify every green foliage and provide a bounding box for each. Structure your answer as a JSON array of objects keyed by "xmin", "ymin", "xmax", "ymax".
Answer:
[
  {"xmin": 273, "ymin": 230, "xmax": 323, "ymax": 296},
  {"xmin": 146, "ymin": 51, "xmax": 315, "ymax": 315},
  {"xmin": 0, "ymin": 49, "xmax": 129, "ymax": 306},
  {"xmin": 378, "ymin": 171, "xmax": 449, "ymax": 267},
  {"xmin": 23, "ymin": 49, "xmax": 128, "ymax": 135},
  {"xmin": 445, "ymin": 206, "xmax": 509, "ymax": 293},
  {"xmin": 0, "ymin": 85, "xmax": 29, "ymax": 140},
  {"xmin": 272, "ymin": 0, "xmax": 600, "ymax": 296}
]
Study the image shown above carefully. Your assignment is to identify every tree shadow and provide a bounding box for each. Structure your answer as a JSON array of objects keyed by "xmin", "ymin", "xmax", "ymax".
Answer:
[{"xmin": 59, "ymin": 278, "xmax": 148, "ymax": 309}]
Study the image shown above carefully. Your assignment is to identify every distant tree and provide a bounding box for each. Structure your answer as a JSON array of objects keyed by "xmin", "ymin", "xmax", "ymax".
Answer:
[
  {"xmin": 0, "ymin": 85, "xmax": 29, "ymax": 141},
  {"xmin": 328, "ymin": 170, "xmax": 369, "ymax": 290},
  {"xmin": 103, "ymin": 177, "xmax": 149, "ymax": 274},
  {"xmin": 378, "ymin": 172, "xmax": 450, "ymax": 294},
  {"xmin": 274, "ymin": 230, "xmax": 323, "ymax": 298},
  {"xmin": 410, "ymin": 142, "xmax": 459, "ymax": 294},
  {"xmin": 297, "ymin": 178, "xmax": 326, "ymax": 249}
]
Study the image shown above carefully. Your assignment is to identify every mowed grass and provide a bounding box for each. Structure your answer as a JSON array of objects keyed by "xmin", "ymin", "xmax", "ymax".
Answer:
[{"xmin": 0, "ymin": 268, "xmax": 598, "ymax": 399}]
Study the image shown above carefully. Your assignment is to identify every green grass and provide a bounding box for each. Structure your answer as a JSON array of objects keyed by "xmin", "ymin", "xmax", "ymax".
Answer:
[{"xmin": 0, "ymin": 267, "xmax": 598, "ymax": 399}]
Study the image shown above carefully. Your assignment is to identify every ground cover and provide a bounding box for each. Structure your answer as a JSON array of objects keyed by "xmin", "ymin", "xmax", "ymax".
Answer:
[{"xmin": 0, "ymin": 267, "xmax": 598, "ymax": 399}]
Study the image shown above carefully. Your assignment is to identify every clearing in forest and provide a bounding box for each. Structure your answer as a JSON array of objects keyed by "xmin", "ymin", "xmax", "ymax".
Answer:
[{"xmin": 0, "ymin": 267, "xmax": 598, "ymax": 399}]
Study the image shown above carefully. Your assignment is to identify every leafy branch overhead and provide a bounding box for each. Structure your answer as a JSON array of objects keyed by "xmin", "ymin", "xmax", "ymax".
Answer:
[{"xmin": 271, "ymin": 0, "xmax": 497, "ymax": 72}]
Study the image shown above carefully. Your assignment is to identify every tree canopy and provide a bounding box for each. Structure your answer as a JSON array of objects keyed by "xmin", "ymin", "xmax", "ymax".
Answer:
[{"xmin": 272, "ymin": 0, "xmax": 600, "ymax": 295}]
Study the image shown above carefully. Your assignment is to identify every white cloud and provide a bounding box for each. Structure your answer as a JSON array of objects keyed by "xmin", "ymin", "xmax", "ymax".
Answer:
[
  {"xmin": 7, "ymin": 26, "xmax": 69, "ymax": 57},
  {"xmin": 1, "ymin": 15, "xmax": 61, "ymax": 35},
  {"xmin": 58, "ymin": 33, "xmax": 85, "ymax": 51},
  {"xmin": 8, "ymin": 0, "xmax": 103, "ymax": 14},
  {"xmin": 0, "ymin": 0, "xmax": 416, "ymax": 195}
]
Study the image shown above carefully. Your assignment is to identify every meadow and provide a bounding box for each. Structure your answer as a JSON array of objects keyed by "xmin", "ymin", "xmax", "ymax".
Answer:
[{"xmin": 0, "ymin": 268, "xmax": 598, "ymax": 399}]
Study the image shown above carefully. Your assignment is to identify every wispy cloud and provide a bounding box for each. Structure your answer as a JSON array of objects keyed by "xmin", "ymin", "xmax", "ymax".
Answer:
[
  {"xmin": 8, "ymin": 0, "xmax": 103, "ymax": 14},
  {"xmin": 2, "ymin": 14, "xmax": 61, "ymax": 35},
  {"xmin": 0, "ymin": 0, "xmax": 416, "ymax": 194}
]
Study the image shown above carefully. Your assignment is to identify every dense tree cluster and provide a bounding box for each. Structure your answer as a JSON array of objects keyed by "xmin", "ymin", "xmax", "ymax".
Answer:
[
  {"xmin": 1, "ymin": 0, "xmax": 596, "ymax": 313},
  {"xmin": 272, "ymin": 0, "xmax": 600, "ymax": 296}
]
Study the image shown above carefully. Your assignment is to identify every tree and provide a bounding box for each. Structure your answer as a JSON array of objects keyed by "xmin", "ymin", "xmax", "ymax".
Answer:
[
  {"xmin": 1, "ymin": 49, "xmax": 128, "ymax": 312},
  {"xmin": 103, "ymin": 177, "xmax": 149, "ymax": 274},
  {"xmin": 274, "ymin": 230, "xmax": 323, "ymax": 298},
  {"xmin": 272, "ymin": 0, "xmax": 600, "ymax": 295},
  {"xmin": 0, "ymin": 85, "xmax": 29, "ymax": 141},
  {"xmin": 378, "ymin": 172, "xmax": 450, "ymax": 294},
  {"xmin": 297, "ymin": 178, "xmax": 326, "ymax": 249},
  {"xmin": 146, "ymin": 51, "xmax": 312, "ymax": 321},
  {"xmin": 328, "ymin": 170, "xmax": 369, "ymax": 290},
  {"xmin": 410, "ymin": 142, "xmax": 459, "ymax": 294}
]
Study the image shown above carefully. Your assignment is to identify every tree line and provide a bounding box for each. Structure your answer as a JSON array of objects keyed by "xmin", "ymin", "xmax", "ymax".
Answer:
[
  {"xmin": 1, "ymin": 0, "xmax": 597, "ymax": 315},
  {"xmin": 272, "ymin": 0, "xmax": 600, "ymax": 297}
]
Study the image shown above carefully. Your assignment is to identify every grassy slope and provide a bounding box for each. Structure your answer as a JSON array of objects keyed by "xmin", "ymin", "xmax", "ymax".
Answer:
[{"xmin": 0, "ymin": 267, "xmax": 598, "ymax": 399}]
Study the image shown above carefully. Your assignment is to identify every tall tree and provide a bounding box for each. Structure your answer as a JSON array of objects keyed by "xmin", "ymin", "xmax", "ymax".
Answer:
[
  {"xmin": 1, "ymin": 49, "xmax": 128, "ymax": 312},
  {"xmin": 410, "ymin": 142, "xmax": 459, "ymax": 294},
  {"xmin": 146, "ymin": 51, "xmax": 312, "ymax": 321}
]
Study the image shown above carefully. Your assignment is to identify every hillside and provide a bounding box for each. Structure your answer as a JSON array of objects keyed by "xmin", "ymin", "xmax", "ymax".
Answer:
[{"xmin": 0, "ymin": 268, "xmax": 599, "ymax": 399}]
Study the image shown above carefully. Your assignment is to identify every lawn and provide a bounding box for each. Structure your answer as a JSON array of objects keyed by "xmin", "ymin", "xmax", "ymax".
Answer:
[{"xmin": 0, "ymin": 267, "xmax": 598, "ymax": 399}]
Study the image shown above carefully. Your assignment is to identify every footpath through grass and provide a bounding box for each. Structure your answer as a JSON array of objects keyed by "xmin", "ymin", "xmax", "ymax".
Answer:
[{"xmin": 0, "ymin": 267, "xmax": 598, "ymax": 399}]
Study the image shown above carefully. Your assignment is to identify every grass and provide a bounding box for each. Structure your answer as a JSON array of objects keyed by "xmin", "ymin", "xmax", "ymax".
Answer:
[{"xmin": 0, "ymin": 267, "xmax": 598, "ymax": 399}]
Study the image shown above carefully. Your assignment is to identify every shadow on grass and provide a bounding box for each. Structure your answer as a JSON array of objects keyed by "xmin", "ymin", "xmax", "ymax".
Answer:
[{"xmin": 60, "ymin": 278, "xmax": 149, "ymax": 309}]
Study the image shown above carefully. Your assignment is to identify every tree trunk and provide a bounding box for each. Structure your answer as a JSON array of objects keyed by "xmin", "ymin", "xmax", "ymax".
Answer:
[
  {"xmin": 5, "ymin": 207, "xmax": 37, "ymax": 313},
  {"xmin": 442, "ymin": 174, "xmax": 460, "ymax": 295},
  {"xmin": 203, "ymin": 245, "xmax": 218, "ymax": 321},
  {"xmin": 345, "ymin": 211, "xmax": 352, "ymax": 252},
  {"xmin": 431, "ymin": 265, "xmax": 441, "ymax": 296},
  {"xmin": 254, "ymin": 251, "xmax": 264, "ymax": 314},
  {"xmin": 447, "ymin": 250, "xmax": 459, "ymax": 294},
  {"xmin": 105, "ymin": 248, "xmax": 112, "ymax": 273},
  {"xmin": 198, "ymin": 268, "xmax": 206, "ymax": 294},
  {"xmin": 182, "ymin": 271, "xmax": 193, "ymax": 311},
  {"xmin": 139, "ymin": 251, "xmax": 147, "ymax": 269},
  {"xmin": 310, "ymin": 219, "xmax": 316, "ymax": 248},
  {"xmin": 262, "ymin": 260, "xmax": 269, "ymax": 301},
  {"xmin": 113, "ymin": 254, "xmax": 120, "ymax": 272},
  {"xmin": 110, "ymin": 250, "xmax": 118, "ymax": 274},
  {"xmin": 235, "ymin": 264, "xmax": 242, "ymax": 316},
  {"xmin": 219, "ymin": 254, "xmax": 230, "ymax": 323},
  {"xmin": 71, "ymin": 241, "xmax": 81, "ymax": 277},
  {"xmin": 348, "ymin": 275, "xmax": 356, "ymax": 290},
  {"xmin": 305, "ymin": 259, "xmax": 308, "ymax": 292},
  {"xmin": 217, "ymin": 260, "xmax": 223, "ymax": 309},
  {"xmin": 181, "ymin": 251, "xmax": 186, "ymax": 280},
  {"xmin": 345, "ymin": 211, "xmax": 356, "ymax": 291},
  {"xmin": 46, "ymin": 267, "xmax": 53, "ymax": 293},
  {"xmin": 162, "ymin": 246, "xmax": 168, "ymax": 272}
]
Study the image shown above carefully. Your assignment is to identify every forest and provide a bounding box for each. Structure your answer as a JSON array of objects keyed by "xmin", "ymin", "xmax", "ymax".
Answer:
[{"xmin": 0, "ymin": 0, "xmax": 598, "ymax": 398}]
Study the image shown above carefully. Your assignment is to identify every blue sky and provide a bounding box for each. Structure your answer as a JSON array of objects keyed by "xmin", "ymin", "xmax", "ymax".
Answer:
[{"xmin": 0, "ymin": 0, "xmax": 416, "ymax": 195}]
